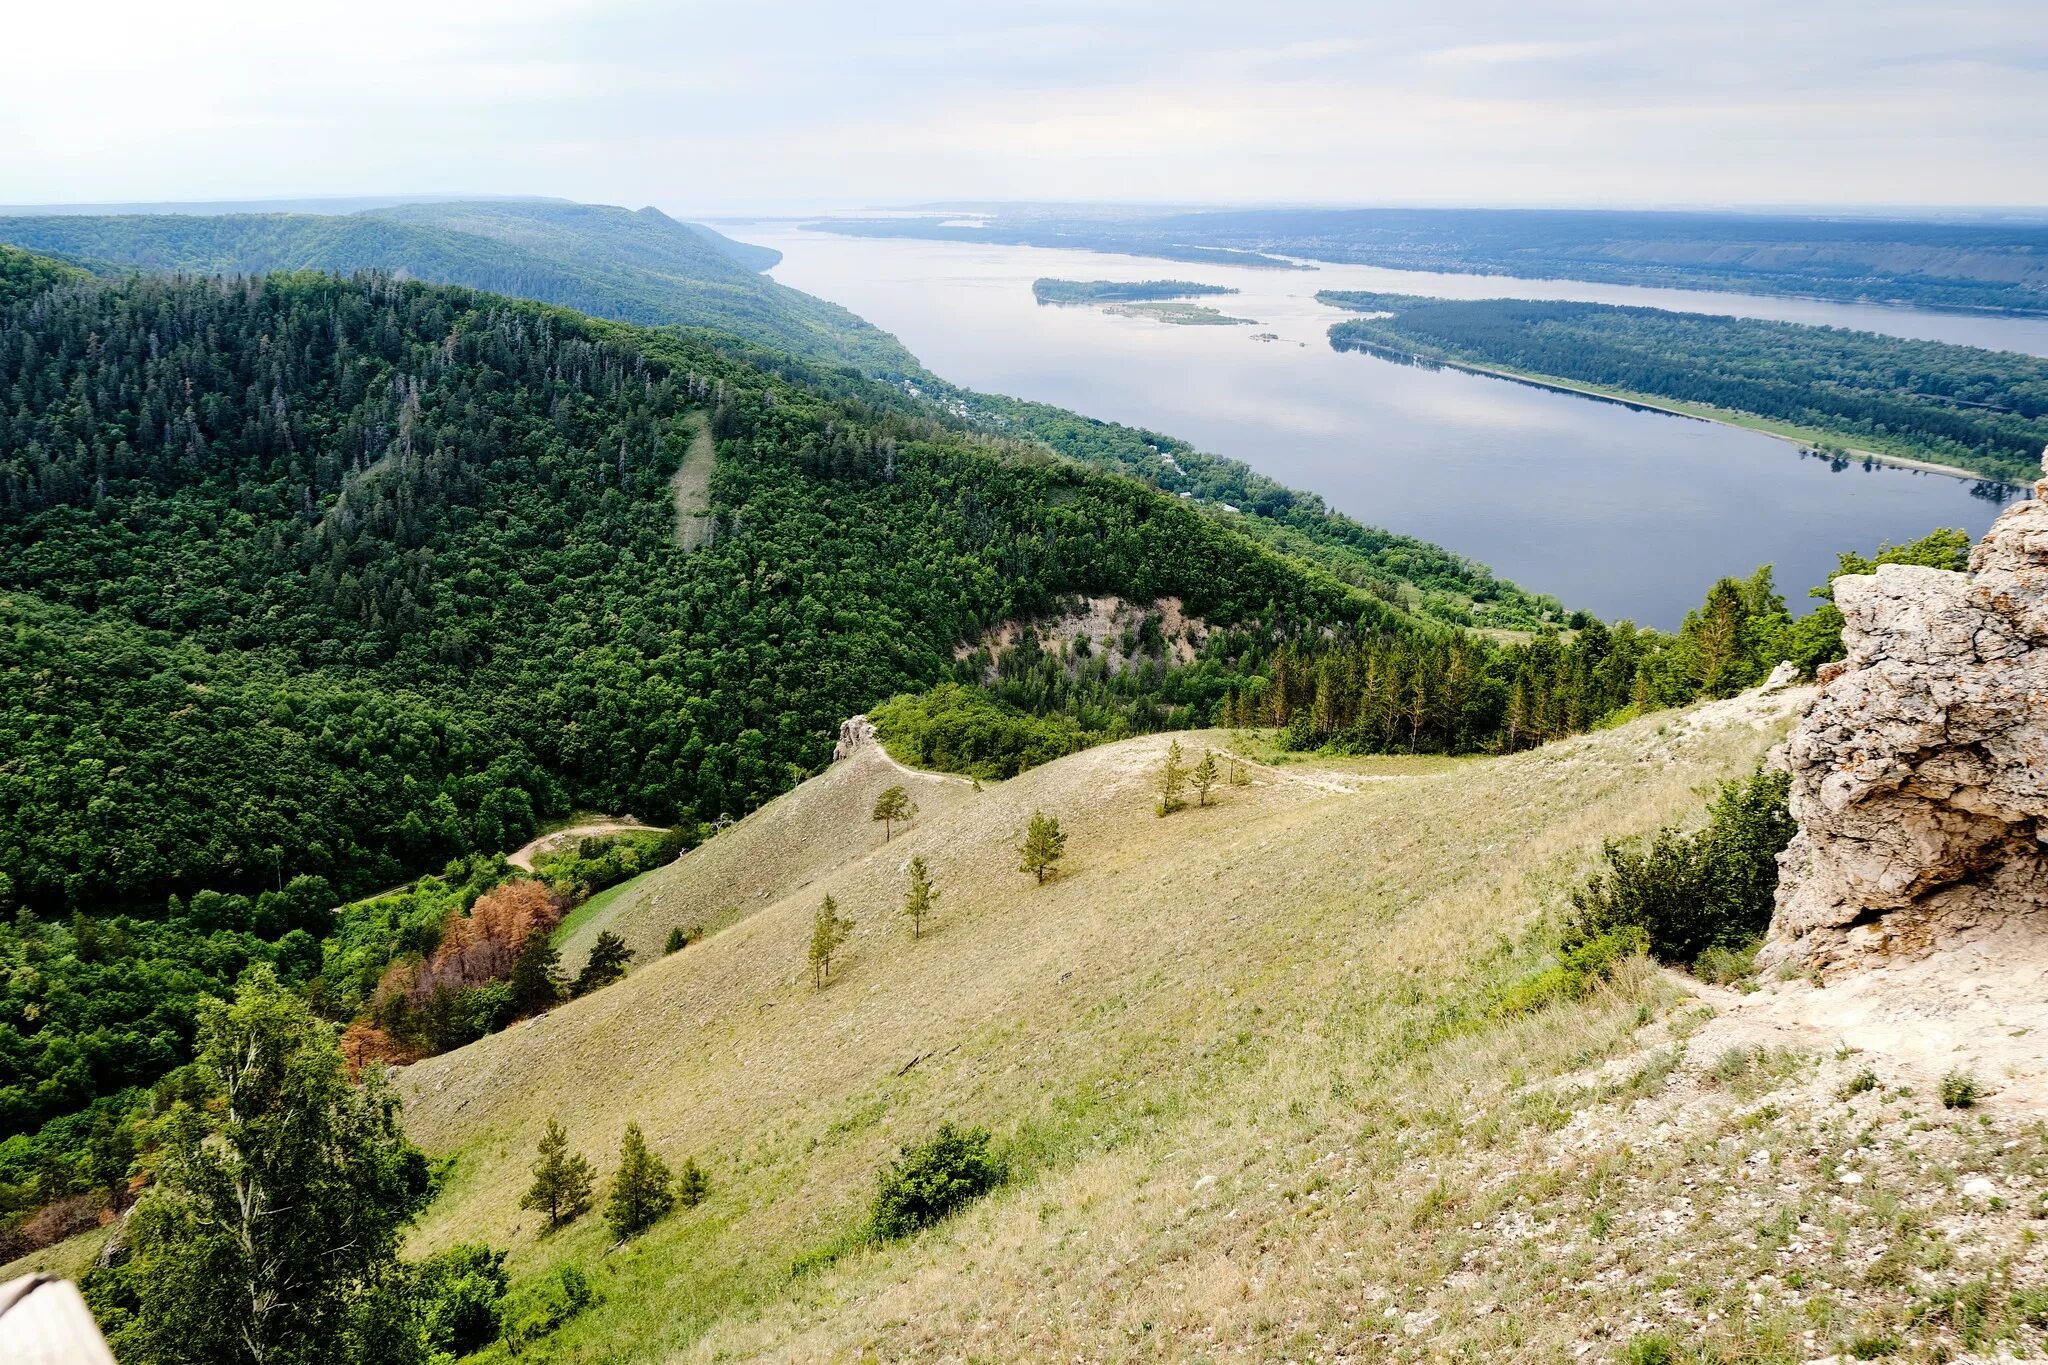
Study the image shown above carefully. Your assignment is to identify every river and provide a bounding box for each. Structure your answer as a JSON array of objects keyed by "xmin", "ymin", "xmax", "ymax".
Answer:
[{"xmin": 731, "ymin": 222, "xmax": 2032, "ymax": 627}]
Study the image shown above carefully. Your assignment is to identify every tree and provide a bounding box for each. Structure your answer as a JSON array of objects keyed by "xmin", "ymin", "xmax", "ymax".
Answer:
[
  {"xmin": 571, "ymin": 931, "xmax": 634, "ymax": 997},
  {"xmin": 675, "ymin": 1157, "xmax": 710, "ymax": 1209},
  {"xmin": 1156, "ymin": 738, "xmax": 1187, "ymax": 816},
  {"xmin": 604, "ymin": 1123, "xmax": 675, "ymax": 1240},
  {"xmin": 664, "ymin": 926, "xmax": 688, "ymax": 955},
  {"xmin": 871, "ymin": 785, "xmax": 916, "ymax": 841},
  {"xmin": 519, "ymin": 1118, "xmax": 595, "ymax": 1232},
  {"xmin": 808, "ymin": 895, "xmax": 852, "ymax": 986},
  {"xmin": 112, "ymin": 968, "xmax": 431, "ymax": 1365},
  {"xmin": 903, "ymin": 856, "xmax": 940, "ymax": 939},
  {"xmin": 1017, "ymin": 811, "xmax": 1067, "ymax": 885},
  {"xmin": 1192, "ymin": 750, "xmax": 1219, "ymax": 807},
  {"xmin": 507, "ymin": 927, "xmax": 564, "ymax": 1016}
]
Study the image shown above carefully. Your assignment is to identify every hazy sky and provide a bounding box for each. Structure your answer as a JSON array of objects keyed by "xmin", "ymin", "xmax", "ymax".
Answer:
[{"xmin": 6, "ymin": 0, "xmax": 2044, "ymax": 213}]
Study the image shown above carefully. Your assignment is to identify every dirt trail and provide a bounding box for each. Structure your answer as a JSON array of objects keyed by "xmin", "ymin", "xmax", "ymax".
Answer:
[
  {"xmin": 507, "ymin": 821, "xmax": 663, "ymax": 871},
  {"xmin": 670, "ymin": 414, "xmax": 715, "ymax": 550}
]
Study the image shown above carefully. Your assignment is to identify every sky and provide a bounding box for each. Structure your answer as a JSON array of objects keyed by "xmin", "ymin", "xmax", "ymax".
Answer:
[{"xmin": 4, "ymin": 0, "xmax": 2044, "ymax": 214}]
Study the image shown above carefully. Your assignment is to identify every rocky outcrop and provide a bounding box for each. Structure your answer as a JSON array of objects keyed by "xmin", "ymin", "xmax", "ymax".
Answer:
[
  {"xmin": 833, "ymin": 714, "xmax": 877, "ymax": 761},
  {"xmin": 1763, "ymin": 461, "xmax": 2048, "ymax": 970}
]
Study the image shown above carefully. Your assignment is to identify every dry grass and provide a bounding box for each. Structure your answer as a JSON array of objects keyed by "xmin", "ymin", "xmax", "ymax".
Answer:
[
  {"xmin": 392, "ymin": 686, "xmax": 2026, "ymax": 1363},
  {"xmin": 554, "ymin": 742, "xmax": 973, "ymax": 968}
]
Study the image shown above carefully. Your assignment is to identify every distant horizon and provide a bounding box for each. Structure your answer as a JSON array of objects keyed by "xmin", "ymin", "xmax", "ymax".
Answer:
[{"xmin": 4, "ymin": 194, "xmax": 2047, "ymax": 227}]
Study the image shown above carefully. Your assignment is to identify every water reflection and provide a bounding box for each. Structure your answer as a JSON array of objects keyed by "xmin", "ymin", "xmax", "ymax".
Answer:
[{"xmin": 734, "ymin": 223, "xmax": 2025, "ymax": 628}]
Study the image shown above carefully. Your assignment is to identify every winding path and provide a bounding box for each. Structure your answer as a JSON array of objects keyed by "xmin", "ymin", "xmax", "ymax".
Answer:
[{"xmin": 507, "ymin": 821, "xmax": 663, "ymax": 871}]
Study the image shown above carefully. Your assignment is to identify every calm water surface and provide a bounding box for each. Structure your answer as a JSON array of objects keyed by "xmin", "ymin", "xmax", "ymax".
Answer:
[{"xmin": 734, "ymin": 223, "xmax": 2031, "ymax": 627}]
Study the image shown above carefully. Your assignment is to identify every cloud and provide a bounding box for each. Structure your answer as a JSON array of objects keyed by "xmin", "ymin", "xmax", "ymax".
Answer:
[{"xmin": 0, "ymin": 0, "xmax": 2040, "ymax": 210}]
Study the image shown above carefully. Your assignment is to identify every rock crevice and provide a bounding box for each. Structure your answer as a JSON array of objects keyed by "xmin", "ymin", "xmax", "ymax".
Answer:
[{"xmin": 1764, "ymin": 461, "xmax": 2048, "ymax": 970}]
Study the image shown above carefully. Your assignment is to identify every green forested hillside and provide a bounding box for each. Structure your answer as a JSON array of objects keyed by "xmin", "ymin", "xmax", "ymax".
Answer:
[
  {"xmin": 1322, "ymin": 292, "xmax": 2048, "ymax": 481},
  {"xmin": 0, "ymin": 244, "xmax": 88, "ymax": 304},
  {"xmin": 0, "ymin": 202, "xmax": 917, "ymax": 375},
  {"xmin": 0, "ymin": 202, "xmax": 1561, "ymax": 626},
  {"xmin": 0, "ymin": 266, "xmax": 1372, "ymax": 914}
]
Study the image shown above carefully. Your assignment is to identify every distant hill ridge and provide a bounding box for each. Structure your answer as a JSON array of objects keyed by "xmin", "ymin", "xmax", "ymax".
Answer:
[{"xmin": 0, "ymin": 200, "xmax": 908, "ymax": 374}]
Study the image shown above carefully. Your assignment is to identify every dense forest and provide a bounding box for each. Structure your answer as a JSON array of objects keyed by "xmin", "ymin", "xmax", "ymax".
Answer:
[
  {"xmin": 817, "ymin": 208, "xmax": 2048, "ymax": 315},
  {"xmin": 1321, "ymin": 293, "xmax": 2048, "ymax": 482},
  {"xmin": 1031, "ymin": 279, "xmax": 1237, "ymax": 304}
]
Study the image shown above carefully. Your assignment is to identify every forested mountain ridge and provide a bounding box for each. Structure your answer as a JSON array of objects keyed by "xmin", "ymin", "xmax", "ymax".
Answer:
[{"xmin": 0, "ymin": 201, "xmax": 916, "ymax": 375}]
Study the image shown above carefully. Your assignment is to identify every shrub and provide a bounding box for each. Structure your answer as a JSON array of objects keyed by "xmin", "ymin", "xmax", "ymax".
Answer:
[
  {"xmin": 411, "ymin": 1242, "xmax": 509, "ymax": 1358},
  {"xmin": 1491, "ymin": 925, "xmax": 1644, "ymax": 1018},
  {"xmin": 1694, "ymin": 938, "xmax": 1760, "ymax": 985},
  {"xmin": 1566, "ymin": 766, "xmax": 1794, "ymax": 968},
  {"xmin": 870, "ymin": 684, "xmax": 1091, "ymax": 780},
  {"xmin": 1623, "ymin": 1331, "xmax": 1679, "ymax": 1365},
  {"xmin": 870, "ymin": 1122, "xmax": 1004, "ymax": 1240},
  {"xmin": 502, "ymin": 1264, "xmax": 594, "ymax": 1351},
  {"xmin": 1940, "ymin": 1070, "xmax": 1980, "ymax": 1109},
  {"xmin": 1840, "ymin": 1068, "xmax": 1879, "ymax": 1099},
  {"xmin": 665, "ymin": 925, "xmax": 689, "ymax": 954}
]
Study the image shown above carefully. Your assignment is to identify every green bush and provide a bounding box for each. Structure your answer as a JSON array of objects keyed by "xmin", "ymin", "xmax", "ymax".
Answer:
[
  {"xmin": 871, "ymin": 684, "xmax": 1092, "ymax": 780},
  {"xmin": 503, "ymin": 1264, "xmax": 594, "ymax": 1351},
  {"xmin": 870, "ymin": 1122, "xmax": 1005, "ymax": 1240},
  {"xmin": 1566, "ymin": 766, "xmax": 1794, "ymax": 969},
  {"xmin": 1622, "ymin": 1330, "xmax": 1680, "ymax": 1365},
  {"xmin": 410, "ymin": 1241, "xmax": 509, "ymax": 1357},
  {"xmin": 1940, "ymin": 1070, "xmax": 1981, "ymax": 1109}
]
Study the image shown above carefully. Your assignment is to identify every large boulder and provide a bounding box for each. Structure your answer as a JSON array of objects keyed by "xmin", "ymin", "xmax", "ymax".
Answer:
[{"xmin": 1763, "ymin": 462, "xmax": 2048, "ymax": 970}]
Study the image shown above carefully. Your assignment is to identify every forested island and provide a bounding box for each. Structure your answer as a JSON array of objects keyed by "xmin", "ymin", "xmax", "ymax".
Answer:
[
  {"xmin": 1321, "ymin": 292, "xmax": 2048, "ymax": 483},
  {"xmin": 1032, "ymin": 278, "xmax": 1238, "ymax": 304}
]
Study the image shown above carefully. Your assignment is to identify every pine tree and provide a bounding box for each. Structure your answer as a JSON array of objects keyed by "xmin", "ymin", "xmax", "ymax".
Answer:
[
  {"xmin": 665, "ymin": 925, "xmax": 688, "ymax": 955},
  {"xmin": 1156, "ymin": 738, "xmax": 1187, "ymax": 816},
  {"xmin": 519, "ymin": 1117, "xmax": 595, "ymax": 1231},
  {"xmin": 1192, "ymin": 750, "xmax": 1219, "ymax": 807},
  {"xmin": 604, "ymin": 1122, "xmax": 674, "ymax": 1240},
  {"xmin": 1017, "ymin": 810, "xmax": 1067, "ymax": 884},
  {"xmin": 571, "ymin": 930, "xmax": 635, "ymax": 997},
  {"xmin": 508, "ymin": 926, "xmax": 565, "ymax": 1016},
  {"xmin": 676, "ymin": 1157, "xmax": 710, "ymax": 1208},
  {"xmin": 903, "ymin": 856, "xmax": 940, "ymax": 939},
  {"xmin": 871, "ymin": 785, "xmax": 915, "ymax": 841},
  {"xmin": 809, "ymin": 895, "xmax": 852, "ymax": 985}
]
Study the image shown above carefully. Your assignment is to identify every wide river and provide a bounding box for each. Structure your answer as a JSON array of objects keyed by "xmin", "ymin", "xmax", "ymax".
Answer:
[{"xmin": 732, "ymin": 222, "xmax": 2037, "ymax": 626}]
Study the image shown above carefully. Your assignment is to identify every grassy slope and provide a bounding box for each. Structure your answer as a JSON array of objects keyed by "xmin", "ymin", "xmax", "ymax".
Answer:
[
  {"xmin": 383, "ymin": 688, "xmax": 2048, "ymax": 1363},
  {"xmin": 554, "ymin": 742, "xmax": 975, "ymax": 973}
]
